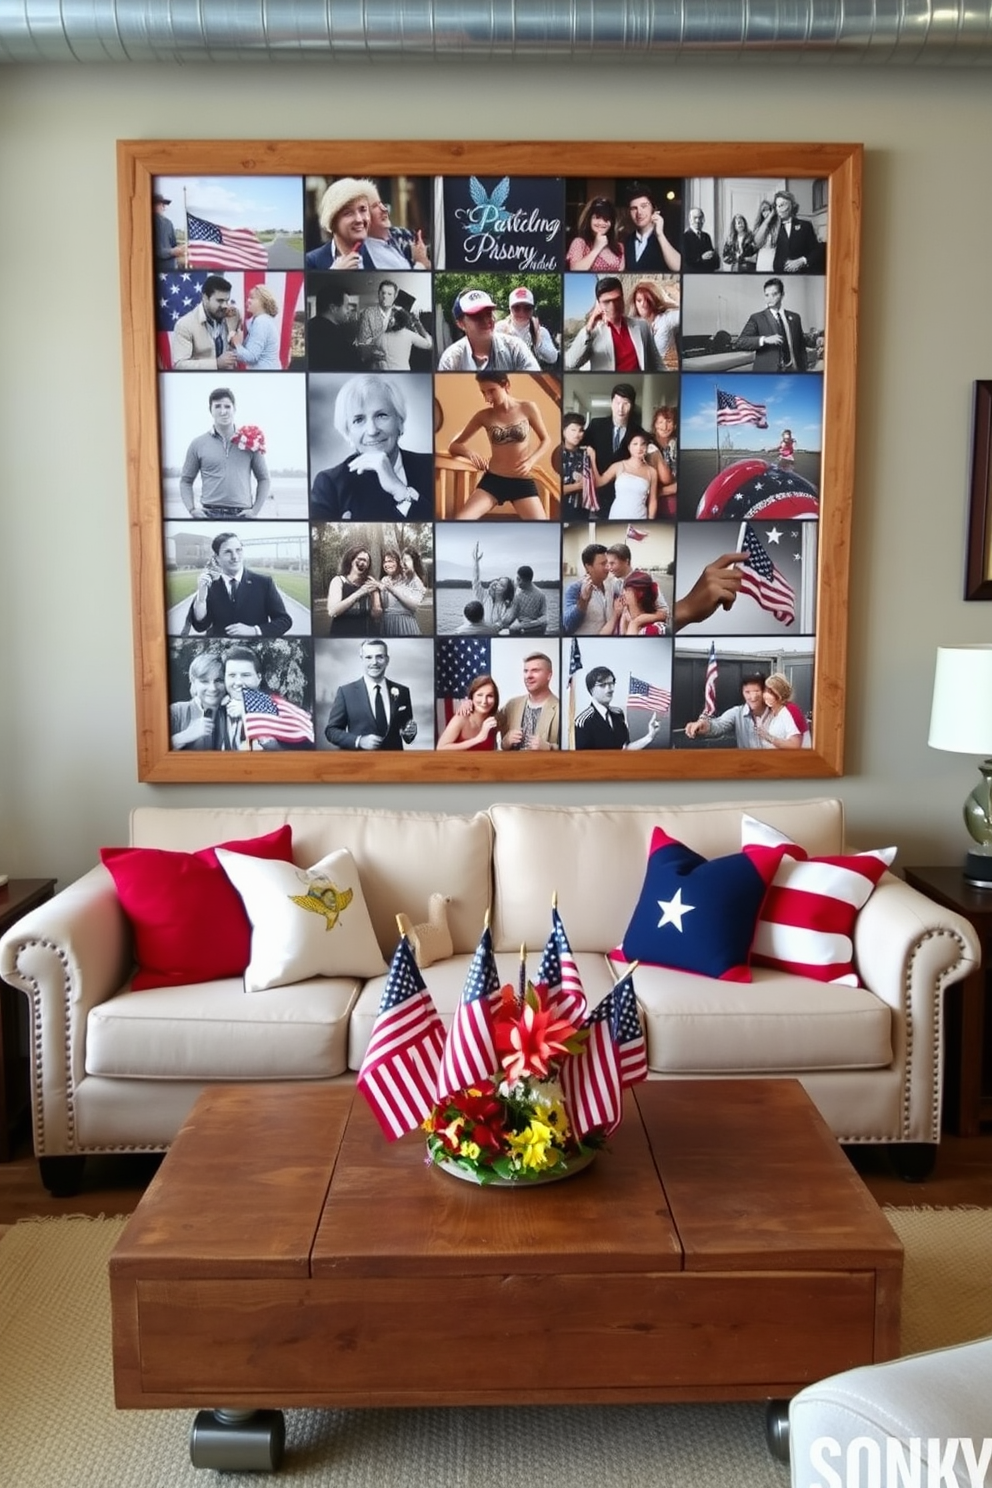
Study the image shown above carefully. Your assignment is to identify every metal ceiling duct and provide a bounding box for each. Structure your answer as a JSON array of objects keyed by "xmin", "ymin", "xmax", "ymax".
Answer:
[{"xmin": 1, "ymin": 1, "xmax": 991, "ymax": 66}]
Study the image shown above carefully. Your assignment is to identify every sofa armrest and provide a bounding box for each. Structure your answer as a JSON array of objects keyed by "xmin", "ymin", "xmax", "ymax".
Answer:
[
  {"xmin": 854, "ymin": 873, "xmax": 981, "ymax": 1141},
  {"xmin": 0, "ymin": 865, "xmax": 133, "ymax": 1154}
]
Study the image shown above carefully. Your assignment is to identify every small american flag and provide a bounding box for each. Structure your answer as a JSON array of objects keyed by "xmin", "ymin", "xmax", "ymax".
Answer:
[
  {"xmin": 627, "ymin": 674, "xmax": 671, "ymax": 714},
  {"xmin": 357, "ymin": 937, "xmax": 447, "ymax": 1140},
  {"xmin": 738, "ymin": 522, "xmax": 796, "ymax": 626},
  {"xmin": 560, "ymin": 995, "xmax": 622, "ymax": 1139},
  {"xmin": 186, "ymin": 210, "xmax": 268, "ymax": 270},
  {"xmin": 717, "ymin": 389, "xmax": 768, "ymax": 429},
  {"xmin": 436, "ymin": 923, "xmax": 500, "ymax": 1102},
  {"xmin": 626, "ymin": 525, "xmax": 648, "ymax": 542},
  {"xmin": 568, "ymin": 638, "xmax": 583, "ymax": 680},
  {"xmin": 242, "ymin": 688, "xmax": 315, "ymax": 744},
  {"xmin": 611, "ymin": 972, "xmax": 648, "ymax": 1087},
  {"xmin": 703, "ymin": 641, "xmax": 718, "ymax": 717},
  {"xmin": 580, "ymin": 449, "xmax": 600, "ymax": 513},
  {"xmin": 537, "ymin": 906, "xmax": 587, "ymax": 1026}
]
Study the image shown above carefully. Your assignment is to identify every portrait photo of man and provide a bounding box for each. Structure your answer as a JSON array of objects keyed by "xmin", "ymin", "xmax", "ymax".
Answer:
[{"xmin": 317, "ymin": 636, "xmax": 433, "ymax": 751}]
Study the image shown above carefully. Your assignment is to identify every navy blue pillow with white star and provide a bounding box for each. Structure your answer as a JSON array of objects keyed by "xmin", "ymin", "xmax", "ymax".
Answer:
[{"xmin": 615, "ymin": 828, "xmax": 785, "ymax": 981}]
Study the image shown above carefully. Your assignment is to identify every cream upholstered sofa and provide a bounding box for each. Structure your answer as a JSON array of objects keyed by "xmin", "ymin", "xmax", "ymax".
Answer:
[{"xmin": 0, "ymin": 797, "xmax": 980, "ymax": 1194}]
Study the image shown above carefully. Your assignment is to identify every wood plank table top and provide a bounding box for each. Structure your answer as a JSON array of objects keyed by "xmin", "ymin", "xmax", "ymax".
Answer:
[{"xmin": 110, "ymin": 1078, "xmax": 902, "ymax": 1411}]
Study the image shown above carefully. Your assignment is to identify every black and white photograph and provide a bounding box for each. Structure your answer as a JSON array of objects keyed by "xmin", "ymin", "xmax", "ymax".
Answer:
[
  {"xmin": 674, "ymin": 520, "xmax": 818, "ymax": 637},
  {"xmin": 314, "ymin": 635, "xmax": 435, "ymax": 751},
  {"xmin": 158, "ymin": 374, "xmax": 309, "ymax": 521},
  {"xmin": 311, "ymin": 522, "xmax": 433, "ymax": 640},
  {"xmin": 303, "ymin": 175, "xmax": 433, "ymax": 272},
  {"xmin": 433, "ymin": 524, "xmax": 560, "ymax": 636},
  {"xmin": 671, "ymin": 635, "xmax": 815, "ymax": 750},
  {"xmin": 305, "ymin": 272, "xmax": 433, "ymax": 373},
  {"xmin": 682, "ymin": 177, "xmax": 827, "ymax": 277},
  {"xmin": 561, "ymin": 636, "xmax": 673, "ymax": 751},
  {"xmin": 308, "ymin": 371, "xmax": 435, "ymax": 524},
  {"xmin": 164, "ymin": 522, "xmax": 311, "ymax": 637},
  {"xmin": 167, "ymin": 636, "xmax": 315, "ymax": 752},
  {"xmin": 678, "ymin": 373, "xmax": 822, "ymax": 524},
  {"xmin": 680, "ymin": 272, "xmax": 826, "ymax": 375}
]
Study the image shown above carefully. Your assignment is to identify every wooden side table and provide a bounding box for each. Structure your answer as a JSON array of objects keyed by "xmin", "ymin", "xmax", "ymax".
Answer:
[
  {"xmin": 903, "ymin": 865, "xmax": 992, "ymax": 1138},
  {"xmin": 0, "ymin": 878, "xmax": 56, "ymax": 1160}
]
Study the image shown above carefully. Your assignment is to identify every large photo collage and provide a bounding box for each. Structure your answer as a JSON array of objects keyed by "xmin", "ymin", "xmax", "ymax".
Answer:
[{"xmin": 154, "ymin": 170, "xmax": 826, "ymax": 757}]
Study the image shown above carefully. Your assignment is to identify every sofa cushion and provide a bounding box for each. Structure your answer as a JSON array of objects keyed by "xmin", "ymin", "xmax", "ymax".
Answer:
[
  {"xmin": 347, "ymin": 951, "xmax": 616, "ymax": 1070},
  {"xmin": 100, "ymin": 826, "xmax": 294, "ymax": 990},
  {"xmin": 85, "ymin": 978, "xmax": 360, "ymax": 1080},
  {"xmin": 615, "ymin": 828, "xmax": 784, "ymax": 981},
  {"xmin": 624, "ymin": 962, "xmax": 893, "ymax": 1073},
  {"xmin": 741, "ymin": 814, "xmax": 896, "ymax": 985},
  {"xmin": 216, "ymin": 847, "xmax": 386, "ymax": 993}
]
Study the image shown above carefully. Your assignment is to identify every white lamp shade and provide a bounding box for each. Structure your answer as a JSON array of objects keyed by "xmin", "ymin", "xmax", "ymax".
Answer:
[{"xmin": 928, "ymin": 645, "xmax": 992, "ymax": 754}]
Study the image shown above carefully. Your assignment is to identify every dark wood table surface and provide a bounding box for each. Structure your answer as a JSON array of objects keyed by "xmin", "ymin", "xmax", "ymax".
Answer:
[{"xmin": 111, "ymin": 1079, "xmax": 901, "ymax": 1412}]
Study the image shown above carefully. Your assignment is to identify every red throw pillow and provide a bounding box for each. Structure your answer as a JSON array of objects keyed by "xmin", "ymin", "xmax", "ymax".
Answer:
[{"xmin": 101, "ymin": 826, "xmax": 294, "ymax": 989}]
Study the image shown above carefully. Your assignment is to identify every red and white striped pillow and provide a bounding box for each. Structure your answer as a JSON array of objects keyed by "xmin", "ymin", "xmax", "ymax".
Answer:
[{"xmin": 741, "ymin": 815, "xmax": 896, "ymax": 986}]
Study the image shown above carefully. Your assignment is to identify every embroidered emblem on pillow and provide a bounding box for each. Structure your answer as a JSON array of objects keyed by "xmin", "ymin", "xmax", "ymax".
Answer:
[
  {"xmin": 741, "ymin": 815, "xmax": 896, "ymax": 985},
  {"xmin": 289, "ymin": 874, "xmax": 354, "ymax": 930}
]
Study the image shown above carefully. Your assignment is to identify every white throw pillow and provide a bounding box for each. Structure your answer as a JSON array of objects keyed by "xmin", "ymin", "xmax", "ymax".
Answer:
[{"xmin": 215, "ymin": 847, "xmax": 386, "ymax": 993}]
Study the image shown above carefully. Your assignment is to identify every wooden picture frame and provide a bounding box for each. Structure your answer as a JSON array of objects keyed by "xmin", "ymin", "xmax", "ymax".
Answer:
[
  {"xmin": 118, "ymin": 139, "xmax": 862, "ymax": 783},
  {"xmin": 966, "ymin": 380, "xmax": 992, "ymax": 601}
]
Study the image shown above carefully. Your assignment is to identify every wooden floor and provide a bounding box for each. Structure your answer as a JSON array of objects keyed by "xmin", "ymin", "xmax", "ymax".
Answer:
[{"xmin": 1, "ymin": 1123, "xmax": 991, "ymax": 1226}]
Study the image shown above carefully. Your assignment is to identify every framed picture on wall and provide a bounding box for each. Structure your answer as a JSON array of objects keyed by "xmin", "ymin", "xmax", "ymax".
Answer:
[{"xmin": 118, "ymin": 139, "xmax": 862, "ymax": 782}]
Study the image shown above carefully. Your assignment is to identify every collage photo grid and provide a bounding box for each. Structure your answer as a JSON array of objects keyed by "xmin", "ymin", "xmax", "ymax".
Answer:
[{"xmin": 154, "ymin": 170, "xmax": 826, "ymax": 757}]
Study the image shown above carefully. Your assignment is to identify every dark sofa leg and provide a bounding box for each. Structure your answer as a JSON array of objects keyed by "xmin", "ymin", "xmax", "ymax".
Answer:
[
  {"xmin": 38, "ymin": 1155, "xmax": 86, "ymax": 1197},
  {"xmin": 888, "ymin": 1143, "xmax": 937, "ymax": 1182}
]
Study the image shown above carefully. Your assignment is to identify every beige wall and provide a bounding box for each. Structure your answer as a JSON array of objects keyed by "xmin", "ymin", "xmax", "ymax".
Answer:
[{"xmin": 1, "ymin": 61, "xmax": 990, "ymax": 884}]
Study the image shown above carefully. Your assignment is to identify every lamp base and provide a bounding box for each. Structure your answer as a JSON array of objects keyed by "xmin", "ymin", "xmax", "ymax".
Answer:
[{"xmin": 963, "ymin": 849, "xmax": 992, "ymax": 888}]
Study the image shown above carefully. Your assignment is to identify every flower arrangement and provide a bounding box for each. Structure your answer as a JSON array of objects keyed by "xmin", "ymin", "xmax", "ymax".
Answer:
[
  {"xmin": 423, "ymin": 978, "xmax": 604, "ymax": 1184},
  {"xmin": 234, "ymin": 424, "xmax": 266, "ymax": 453}
]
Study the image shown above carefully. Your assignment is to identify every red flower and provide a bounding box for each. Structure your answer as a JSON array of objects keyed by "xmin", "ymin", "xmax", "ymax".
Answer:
[
  {"xmin": 494, "ymin": 988, "xmax": 578, "ymax": 1082},
  {"xmin": 234, "ymin": 423, "xmax": 266, "ymax": 453}
]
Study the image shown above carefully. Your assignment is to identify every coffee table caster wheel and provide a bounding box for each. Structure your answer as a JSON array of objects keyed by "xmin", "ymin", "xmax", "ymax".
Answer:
[
  {"xmin": 765, "ymin": 1399, "xmax": 790, "ymax": 1464},
  {"xmin": 189, "ymin": 1408, "xmax": 285, "ymax": 1471}
]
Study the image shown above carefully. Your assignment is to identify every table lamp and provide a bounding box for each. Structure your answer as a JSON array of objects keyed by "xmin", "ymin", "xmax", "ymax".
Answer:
[{"xmin": 928, "ymin": 644, "xmax": 992, "ymax": 886}]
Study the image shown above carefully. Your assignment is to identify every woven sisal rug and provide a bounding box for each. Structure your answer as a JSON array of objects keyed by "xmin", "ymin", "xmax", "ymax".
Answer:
[{"xmin": 1, "ymin": 1209, "xmax": 990, "ymax": 1488}]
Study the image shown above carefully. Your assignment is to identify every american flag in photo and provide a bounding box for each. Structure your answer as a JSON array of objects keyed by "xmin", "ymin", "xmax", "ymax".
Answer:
[
  {"xmin": 716, "ymin": 389, "xmax": 769, "ymax": 429},
  {"xmin": 568, "ymin": 638, "xmax": 584, "ymax": 680},
  {"xmin": 610, "ymin": 972, "xmax": 648, "ymax": 1088},
  {"xmin": 537, "ymin": 906, "xmax": 587, "ymax": 1025},
  {"xmin": 156, "ymin": 270, "xmax": 208, "ymax": 369},
  {"xmin": 357, "ymin": 937, "xmax": 447, "ymax": 1141},
  {"xmin": 435, "ymin": 637, "xmax": 491, "ymax": 738},
  {"xmin": 559, "ymin": 994, "xmax": 623, "ymax": 1139},
  {"xmin": 703, "ymin": 641, "xmax": 718, "ymax": 717},
  {"xmin": 738, "ymin": 522, "xmax": 796, "ymax": 626},
  {"xmin": 186, "ymin": 210, "xmax": 268, "ymax": 270},
  {"xmin": 627, "ymin": 675, "xmax": 671, "ymax": 714},
  {"xmin": 626, "ymin": 525, "xmax": 648, "ymax": 542},
  {"xmin": 241, "ymin": 688, "xmax": 314, "ymax": 744},
  {"xmin": 435, "ymin": 923, "xmax": 500, "ymax": 1102}
]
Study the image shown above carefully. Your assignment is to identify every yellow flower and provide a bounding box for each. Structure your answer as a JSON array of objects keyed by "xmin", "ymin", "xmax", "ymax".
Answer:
[
  {"xmin": 507, "ymin": 1119, "xmax": 562, "ymax": 1172},
  {"xmin": 460, "ymin": 1140, "xmax": 481, "ymax": 1161},
  {"xmin": 532, "ymin": 1097, "xmax": 570, "ymax": 1144}
]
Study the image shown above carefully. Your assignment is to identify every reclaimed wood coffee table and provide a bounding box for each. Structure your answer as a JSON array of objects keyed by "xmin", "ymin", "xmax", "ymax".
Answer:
[{"xmin": 110, "ymin": 1078, "xmax": 902, "ymax": 1472}]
